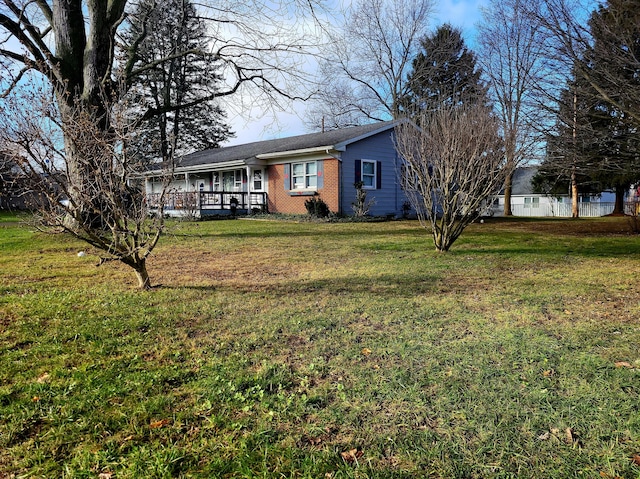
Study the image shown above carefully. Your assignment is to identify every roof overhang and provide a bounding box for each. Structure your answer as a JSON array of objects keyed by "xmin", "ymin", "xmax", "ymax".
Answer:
[
  {"xmin": 141, "ymin": 157, "xmax": 266, "ymax": 176},
  {"xmin": 256, "ymin": 145, "xmax": 345, "ymax": 160}
]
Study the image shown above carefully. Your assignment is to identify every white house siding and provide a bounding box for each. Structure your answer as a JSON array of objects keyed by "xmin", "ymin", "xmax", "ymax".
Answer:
[{"xmin": 493, "ymin": 192, "xmax": 618, "ymax": 217}]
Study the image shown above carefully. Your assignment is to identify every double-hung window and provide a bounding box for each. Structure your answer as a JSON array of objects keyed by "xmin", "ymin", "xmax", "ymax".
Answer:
[
  {"xmin": 292, "ymin": 161, "xmax": 317, "ymax": 189},
  {"xmin": 361, "ymin": 160, "xmax": 377, "ymax": 189},
  {"xmin": 524, "ymin": 197, "xmax": 539, "ymax": 208}
]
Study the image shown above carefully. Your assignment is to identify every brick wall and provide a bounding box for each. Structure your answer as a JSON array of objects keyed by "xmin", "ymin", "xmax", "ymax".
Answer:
[{"xmin": 267, "ymin": 158, "xmax": 340, "ymax": 214}]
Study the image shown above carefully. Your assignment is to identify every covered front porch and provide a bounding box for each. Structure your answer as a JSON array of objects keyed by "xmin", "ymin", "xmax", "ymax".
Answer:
[
  {"xmin": 147, "ymin": 191, "xmax": 267, "ymax": 217},
  {"xmin": 145, "ymin": 161, "xmax": 268, "ymax": 218}
]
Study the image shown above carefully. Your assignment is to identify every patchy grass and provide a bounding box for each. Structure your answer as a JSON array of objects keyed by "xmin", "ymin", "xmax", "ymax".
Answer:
[{"xmin": 1, "ymin": 216, "xmax": 640, "ymax": 478}]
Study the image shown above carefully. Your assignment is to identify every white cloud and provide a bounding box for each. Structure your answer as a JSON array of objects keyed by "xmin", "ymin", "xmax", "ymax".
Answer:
[{"xmin": 431, "ymin": 0, "xmax": 488, "ymax": 45}]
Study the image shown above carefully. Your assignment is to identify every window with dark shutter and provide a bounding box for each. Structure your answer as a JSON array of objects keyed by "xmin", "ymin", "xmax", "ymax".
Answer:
[{"xmin": 358, "ymin": 160, "xmax": 379, "ymax": 190}]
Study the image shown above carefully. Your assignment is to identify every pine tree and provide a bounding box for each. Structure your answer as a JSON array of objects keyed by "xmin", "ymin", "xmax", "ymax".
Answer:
[
  {"xmin": 125, "ymin": 0, "xmax": 233, "ymax": 163},
  {"xmin": 402, "ymin": 24, "xmax": 490, "ymax": 114},
  {"xmin": 538, "ymin": 0, "xmax": 640, "ymax": 216}
]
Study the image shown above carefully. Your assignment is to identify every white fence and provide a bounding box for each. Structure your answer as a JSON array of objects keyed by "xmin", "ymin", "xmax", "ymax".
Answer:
[
  {"xmin": 510, "ymin": 202, "xmax": 617, "ymax": 217},
  {"xmin": 507, "ymin": 202, "xmax": 640, "ymax": 217}
]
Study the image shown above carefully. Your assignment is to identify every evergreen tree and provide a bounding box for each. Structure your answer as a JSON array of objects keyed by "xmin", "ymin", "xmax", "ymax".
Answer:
[
  {"xmin": 125, "ymin": 0, "xmax": 233, "ymax": 163},
  {"xmin": 584, "ymin": 0, "xmax": 640, "ymax": 213},
  {"xmin": 402, "ymin": 24, "xmax": 490, "ymax": 114},
  {"xmin": 538, "ymin": 0, "xmax": 640, "ymax": 216}
]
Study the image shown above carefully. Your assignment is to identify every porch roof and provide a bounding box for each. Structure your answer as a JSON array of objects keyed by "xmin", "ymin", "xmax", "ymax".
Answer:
[{"xmin": 173, "ymin": 120, "xmax": 398, "ymax": 170}]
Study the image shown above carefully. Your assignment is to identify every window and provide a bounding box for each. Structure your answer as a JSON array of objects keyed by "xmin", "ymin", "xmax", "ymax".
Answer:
[
  {"xmin": 356, "ymin": 159, "xmax": 381, "ymax": 189},
  {"xmin": 361, "ymin": 160, "xmax": 376, "ymax": 189},
  {"xmin": 213, "ymin": 170, "xmax": 243, "ymax": 191},
  {"xmin": 253, "ymin": 170, "xmax": 263, "ymax": 191},
  {"xmin": 292, "ymin": 161, "xmax": 317, "ymax": 189},
  {"xmin": 524, "ymin": 197, "xmax": 539, "ymax": 208}
]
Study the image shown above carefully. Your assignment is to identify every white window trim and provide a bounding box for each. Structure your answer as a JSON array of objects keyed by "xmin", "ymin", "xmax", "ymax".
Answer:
[
  {"xmin": 291, "ymin": 161, "xmax": 318, "ymax": 190},
  {"xmin": 361, "ymin": 159, "xmax": 377, "ymax": 190}
]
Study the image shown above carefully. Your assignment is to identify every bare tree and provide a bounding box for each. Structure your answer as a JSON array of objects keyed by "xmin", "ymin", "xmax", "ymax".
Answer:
[
  {"xmin": 306, "ymin": 0, "xmax": 433, "ymax": 129},
  {"xmin": 0, "ymin": 85, "xmax": 168, "ymax": 288},
  {"xmin": 0, "ymin": 0, "xmax": 324, "ymax": 288},
  {"xmin": 477, "ymin": 0, "xmax": 548, "ymax": 216},
  {"xmin": 396, "ymin": 104, "xmax": 508, "ymax": 252}
]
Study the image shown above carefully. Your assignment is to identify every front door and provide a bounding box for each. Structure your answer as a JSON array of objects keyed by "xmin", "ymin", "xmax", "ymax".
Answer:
[{"xmin": 222, "ymin": 171, "xmax": 235, "ymax": 191}]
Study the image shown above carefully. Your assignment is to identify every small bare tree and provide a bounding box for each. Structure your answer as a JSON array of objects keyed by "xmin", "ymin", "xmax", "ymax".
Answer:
[
  {"xmin": 351, "ymin": 181, "xmax": 375, "ymax": 217},
  {"xmin": 0, "ymin": 0, "xmax": 325, "ymax": 288},
  {"xmin": 396, "ymin": 104, "xmax": 509, "ymax": 251},
  {"xmin": 0, "ymin": 86, "xmax": 170, "ymax": 289}
]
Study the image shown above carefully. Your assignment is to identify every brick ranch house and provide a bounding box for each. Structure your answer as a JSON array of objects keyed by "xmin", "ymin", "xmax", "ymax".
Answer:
[{"xmin": 143, "ymin": 120, "xmax": 411, "ymax": 217}]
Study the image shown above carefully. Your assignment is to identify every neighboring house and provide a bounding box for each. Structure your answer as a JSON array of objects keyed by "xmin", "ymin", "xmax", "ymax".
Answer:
[
  {"xmin": 492, "ymin": 166, "xmax": 619, "ymax": 217},
  {"xmin": 144, "ymin": 121, "xmax": 410, "ymax": 217}
]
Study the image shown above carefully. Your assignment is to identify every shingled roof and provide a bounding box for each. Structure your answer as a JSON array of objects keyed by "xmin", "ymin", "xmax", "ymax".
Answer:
[
  {"xmin": 510, "ymin": 166, "xmax": 539, "ymax": 196},
  {"xmin": 176, "ymin": 120, "xmax": 397, "ymax": 168}
]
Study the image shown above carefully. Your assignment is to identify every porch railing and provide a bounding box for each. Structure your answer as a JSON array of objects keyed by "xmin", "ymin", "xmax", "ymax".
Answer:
[{"xmin": 147, "ymin": 191, "xmax": 267, "ymax": 214}]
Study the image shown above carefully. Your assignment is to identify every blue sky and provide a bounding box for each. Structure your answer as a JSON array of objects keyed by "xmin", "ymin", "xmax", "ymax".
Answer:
[{"xmin": 225, "ymin": 0, "xmax": 488, "ymax": 146}]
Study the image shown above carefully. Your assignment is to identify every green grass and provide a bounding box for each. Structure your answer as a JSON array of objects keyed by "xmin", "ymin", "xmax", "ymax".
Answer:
[{"xmin": 1, "ymin": 216, "xmax": 640, "ymax": 478}]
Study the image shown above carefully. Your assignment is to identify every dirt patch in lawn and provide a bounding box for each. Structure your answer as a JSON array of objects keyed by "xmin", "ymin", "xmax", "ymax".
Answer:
[{"xmin": 484, "ymin": 216, "xmax": 636, "ymax": 236}]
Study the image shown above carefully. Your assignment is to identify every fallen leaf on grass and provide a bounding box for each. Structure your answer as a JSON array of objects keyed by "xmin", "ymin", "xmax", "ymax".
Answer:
[
  {"xmin": 600, "ymin": 472, "xmax": 623, "ymax": 479},
  {"xmin": 543, "ymin": 369, "xmax": 555, "ymax": 377},
  {"xmin": 361, "ymin": 348, "xmax": 372, "ymax": 356},
  {"xmin": 98, "ymin": 473, "xmax": 113, "ymax": 479},
  {"xmin": 32, "ymin": 396, "xmax": 40, "ymax": 402},
  {"xmin": 632, "ymin": 454, "xmax": 640, "ymax": 466},
  {"xmin": 565, "ymin": 427, "xmax": 576, "ymax": 443},
  {"xmin": 149, "ymin": 419, "xmax": 170, "ymax": 429},
  {"xmin": 36, "ymin": 372, "xmax": 50, "ymax": 383},
  {"xmin": 341, "ymin": 448, "xmax": 364, "ymax": 463},
  {"xmin": 615, "ymin": 361, "xmax": 633, "ymax": 369}
]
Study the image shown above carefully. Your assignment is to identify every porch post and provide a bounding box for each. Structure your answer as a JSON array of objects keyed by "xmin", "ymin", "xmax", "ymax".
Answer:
[{"xmin": 246, "ymin": 165, "xmax": 252, "ymax": 214}]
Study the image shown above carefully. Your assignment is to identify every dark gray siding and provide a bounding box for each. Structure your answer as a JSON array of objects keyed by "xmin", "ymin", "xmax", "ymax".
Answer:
[{"xmin": 340, "ymin": 130, "xmax": 407, "ymax": 217}]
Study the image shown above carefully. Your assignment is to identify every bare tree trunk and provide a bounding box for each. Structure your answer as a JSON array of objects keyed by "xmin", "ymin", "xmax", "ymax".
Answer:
[
  {"xmin": 571, "ymin": 167, "xmax": 579, "ymax": 218},
  {"xmin": 134, "ymin": 259, "xmax": 152, "ymax": 290},
  {"xmin": 503, "ymin": 172, "xmax": 513, "ymax": 216},
  {"xmin": 571, "ymin": 88, "xmax": 579, "ymax": 219},
  {"xmin": 613, "ymin": 186, "xmax": 625, "ymax": 215}
]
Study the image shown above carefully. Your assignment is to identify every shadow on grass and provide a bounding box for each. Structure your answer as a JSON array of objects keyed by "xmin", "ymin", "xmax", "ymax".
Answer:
[{"xmin": 160, "ymin": 271, "xmax": 444, "ymax": 299}]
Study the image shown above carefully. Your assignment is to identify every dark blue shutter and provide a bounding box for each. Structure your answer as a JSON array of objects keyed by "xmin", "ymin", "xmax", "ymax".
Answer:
[
  {"xmin": 354, "ymin": 159, "xmax": 361, "ymax": 184},
  {"xmin": 284, "ymin": 164, "xmax": 291, "ymax": 191},
  {"xmin": 376, "ymin": 161, "xmax": 382, "ymax": 189},
  {"xmin": 316, "ymin": 160, "xmax": 324, "ymax": 189}
]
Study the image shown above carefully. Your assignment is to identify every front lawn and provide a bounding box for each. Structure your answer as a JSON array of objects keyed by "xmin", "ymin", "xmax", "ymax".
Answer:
[{"xmin": 1, "ymin": 217, "xmax": 639, "ymax": 478}]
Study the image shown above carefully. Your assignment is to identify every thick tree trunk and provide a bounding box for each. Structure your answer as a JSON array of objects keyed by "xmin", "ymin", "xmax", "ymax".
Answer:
[
  {"xmin": 612, "ymin": 186, "xmax": 626, "ymax": 215},
  {"xmin": 503, "ymin": 174, "xmax": 513, "ymax": 216},
  {"xmin": 133, "ymin": 258, "xmax": 152, "ymax": 290}
]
